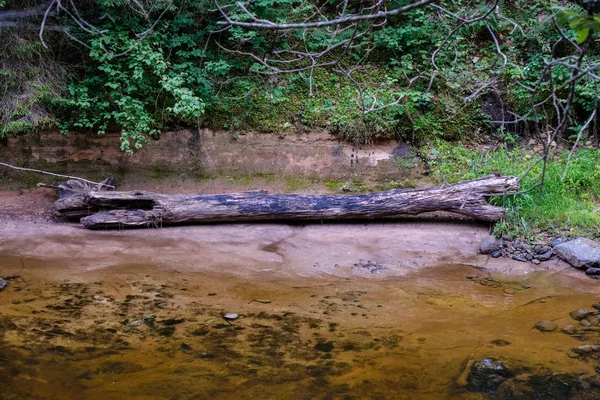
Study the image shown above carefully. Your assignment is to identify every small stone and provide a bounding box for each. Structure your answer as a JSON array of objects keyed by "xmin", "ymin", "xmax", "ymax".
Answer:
[
  {"xmin": 512, "ymin": 255, "xmax": 528, "ymax": 262},
  {"xmin": 480, "ymin": 236, "xmax": 500, "ymax": 255},
  {"xmin": 223, "ymin": 313, "xmax": 239, "ymax": 321},
  {"xmin": 93, "ymin": 295, "xmax": 103, "ymax": 301},
  {"xmin": 536, "ymin": 246, "xmax": 551, "ymax": 255},
  {"xmin": 490, "ymin": 339, "xmax": 511, "ymax": 346},
  {"xmin": 535, "ymin": 252, "xmax": 552, "ymax": 262},
  {"xmin": 466, "ymin": 273, "xmax": 478, "ymax": 280},
  {"xmin": 491, "ymin": 250, "xmax": 502, "ymax": 258},
  {"xmin": 573, "ymin": 345, "xmax": 600, "ymax": 354},
  {"xmin": 580, "ymin": 319, "xmax": 591, "ymax": 327},
  {"xmin": 504, "ymin": 288, "xmax": 516, "ymax": 295},
  {"xmin": 562, "ymin": 325, "xmax": 577, "ymax": 335},
  {"xmin": 588, "ymin": 316, "xmax": 600, "ymax": 326},
  {"xmin": 551, "ymin": 238, "xmax": 566, "ymax": 247},
  {"xmin": 0, "ymin": 278, "xmax": 7, "ymax": 291},
  {"xmin": 535, "ymin": 320, "xmax": 557, "ymax": 332},
  {"xmin": 586, "ymin": 268, "xmax": 600, "ymax": 276},
  {"xmin": 503, "ymin": 235, "xmax": 514, "ymax": 242},
  {"xmin": 570, "ymin": 309, "xmax": 589, "ymax": 321},
  {"xmin": 592, "ymin": 303, "xmax": 600, "ymax": 310},
  {"xmin": 532, "ymin": 259, "xmax": 541, "ymax": 265}
]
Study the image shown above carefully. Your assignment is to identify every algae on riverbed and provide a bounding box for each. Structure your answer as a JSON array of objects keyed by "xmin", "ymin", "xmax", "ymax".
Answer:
[{"xmin": 1, "ymin": 254, "xmax": 599, "ymax": 399}]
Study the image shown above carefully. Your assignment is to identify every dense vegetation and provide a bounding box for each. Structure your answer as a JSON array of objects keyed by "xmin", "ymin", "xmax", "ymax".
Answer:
[{"xmin": 0, "ymin": 0, "xmax": 599, "ymax": 237}]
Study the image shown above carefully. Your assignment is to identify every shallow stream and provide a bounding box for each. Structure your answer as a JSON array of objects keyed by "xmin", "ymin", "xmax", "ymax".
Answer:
[{"xmin": 0, "ymin": 222, "xmax": 599, "ymax": 399}]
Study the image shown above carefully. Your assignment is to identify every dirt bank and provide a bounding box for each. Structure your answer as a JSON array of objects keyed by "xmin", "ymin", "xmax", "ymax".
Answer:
[
  {"xmin": 0, "ymin": 186, "xmax": 571, "ymax": 278},
  {"xmin": 0, "ymin": 129, "xmax": 414, "ymax": 192}
]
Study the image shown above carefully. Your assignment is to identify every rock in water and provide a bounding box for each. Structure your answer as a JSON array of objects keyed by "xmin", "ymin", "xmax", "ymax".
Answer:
[
  {"xmin": 0, "ymin": 278, "xmax": 6, "ymax": 291},
  {"xmin": 570, "ymin": 309, "xmax": 589, "ymax": 321},
  {"xmin": 480, "ymin": 236, "xmax": 501, "ymax": 255},
  {"xmin": 535, "ymin": 320, "xmax": 557, "ymax": 332},
  {"xmin": 223, "ymin": 313, "xmax": 239, "ymax": 321},
  {"xmin": 561, "ymin": 325, "xmax": 577, "ymax": 335},
  {"xmin": 553, "ymin": 238, "xmax": 600, "ymax": 269},
  {"xmin": 467, "ymin": 358, "xmax": 514, "ymax": 391}
]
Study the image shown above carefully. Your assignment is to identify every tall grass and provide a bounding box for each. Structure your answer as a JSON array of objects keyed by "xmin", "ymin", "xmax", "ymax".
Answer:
[{"xmin": 430, "ymin": 142, "xmax": 600, "ymax": 238}]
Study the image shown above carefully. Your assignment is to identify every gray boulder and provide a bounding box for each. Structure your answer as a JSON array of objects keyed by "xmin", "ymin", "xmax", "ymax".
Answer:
[
  {"xmin": 553, "ymin": 238, "xmax": 600, "ymax": 269},
  {"xmin": 480, "ymin": 236, "xmax": 501, "ymax": 255}
]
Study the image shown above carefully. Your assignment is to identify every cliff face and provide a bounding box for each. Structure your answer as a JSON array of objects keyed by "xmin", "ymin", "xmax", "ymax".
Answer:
[{"xmin": 0, "ymin": 129, "xmax": 412, "ymax": 185}]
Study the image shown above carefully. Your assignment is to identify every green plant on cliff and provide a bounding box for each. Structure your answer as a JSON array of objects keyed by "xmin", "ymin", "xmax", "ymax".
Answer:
[
  {"xmin": 0, "ymin": 28, "xmax": 66, "ymax": 137},
  {"xmin": 62, "ymin": 20, "xmax": 204, "ymax": 153}
]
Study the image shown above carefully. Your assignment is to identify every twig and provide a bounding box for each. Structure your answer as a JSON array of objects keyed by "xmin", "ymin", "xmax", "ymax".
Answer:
[
  {"xmin": 561, "ymin": 108, "xmax": 596, "ymax": 181},
  {"xmin": 215, "ymin": 0, "xmax": 436, "ymax": 29},
  {"xmin": 0, "ymin": 162, "xmax": 115, "ymax": 188}
]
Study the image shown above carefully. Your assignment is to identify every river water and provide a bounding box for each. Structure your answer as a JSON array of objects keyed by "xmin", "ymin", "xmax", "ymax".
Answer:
[{"xmin": 0, "ymin": 221, "xmax": 599, "ymax": 399}]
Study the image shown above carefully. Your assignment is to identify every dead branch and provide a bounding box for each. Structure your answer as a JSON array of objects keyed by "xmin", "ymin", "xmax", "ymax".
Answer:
[{"xmin": 0, "ymin": 161, "xmax": 115, "ymax": 189}]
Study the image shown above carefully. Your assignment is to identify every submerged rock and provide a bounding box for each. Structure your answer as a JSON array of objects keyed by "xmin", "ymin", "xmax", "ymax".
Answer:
[
  {"xmin": 0, "ymin": 278, "xmax": 6, "ymax": 291},
  {"xmin": 572, "ymin": 345, "xmax": 600, "ymax": 355},
  {"xmin": 570, "ymin": 309, "xmax": 589, "ymax": 321},
  {"xmin": 535, "ymin": 320, "xmax": 557, "ymax": 332},
  {"xmin": 561, "ymin": 325, "xmax": 577, "ymax": 335},
  {"xmin": 223, "ymin": 313, "xmax": 239, "ymax": 321},
  {"xmin": 553, "ymin": 238, "xmax": 600, "ymax": 269},
  {"xmin": 466, "ymin": 358, "xmax": 514, "ymax": 391}
]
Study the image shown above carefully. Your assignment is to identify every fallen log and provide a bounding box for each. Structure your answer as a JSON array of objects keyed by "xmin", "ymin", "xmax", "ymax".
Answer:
[{"xmin": 53, "ymin": 175, "xmax": 519, "ymax": 229}]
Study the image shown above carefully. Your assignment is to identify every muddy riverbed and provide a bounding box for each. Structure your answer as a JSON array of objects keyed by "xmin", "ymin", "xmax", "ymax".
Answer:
[{"xmin": 1, "ymin": 218, "xmax": 600, "ymax": 399}]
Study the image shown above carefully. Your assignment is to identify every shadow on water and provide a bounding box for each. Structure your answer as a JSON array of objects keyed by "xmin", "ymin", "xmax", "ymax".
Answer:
[{"xmin": 1, "ymin": 255, "xmax": 600, "ymax": 399}]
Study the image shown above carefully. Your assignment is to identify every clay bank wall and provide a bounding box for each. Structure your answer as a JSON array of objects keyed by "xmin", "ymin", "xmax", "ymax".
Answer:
[{"xmin": 0, "ymin": 129, "xmax": 411, "ymax": 185}]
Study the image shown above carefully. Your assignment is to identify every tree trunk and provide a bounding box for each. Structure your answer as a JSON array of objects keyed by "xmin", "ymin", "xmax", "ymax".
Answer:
[{"xmin": 54, "ymin": 175, "xmax": 519, "ymax": 229}]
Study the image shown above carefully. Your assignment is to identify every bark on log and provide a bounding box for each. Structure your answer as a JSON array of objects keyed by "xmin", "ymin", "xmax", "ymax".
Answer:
[{"xmin": 54, "ymin": 175, "xmax": 519, "ymax": 229}]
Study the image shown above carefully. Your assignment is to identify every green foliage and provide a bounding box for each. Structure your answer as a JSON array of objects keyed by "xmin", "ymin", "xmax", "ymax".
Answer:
[
  {"xmin": 0, "ymin": 0, "xmax": 598, "ymax": 157},
  {"xmin": 62, "ymin": 21, "xmax": 204, "ymax": 153},
  {"xmin": 556, "ymin": 7, "xmax": 600, "ymax": 43}
]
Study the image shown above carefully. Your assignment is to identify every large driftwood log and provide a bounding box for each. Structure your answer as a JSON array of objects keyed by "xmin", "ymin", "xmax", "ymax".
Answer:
[{"xmin": 54, "ymin": 175, "xmax": 519, "ymax": 229}]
